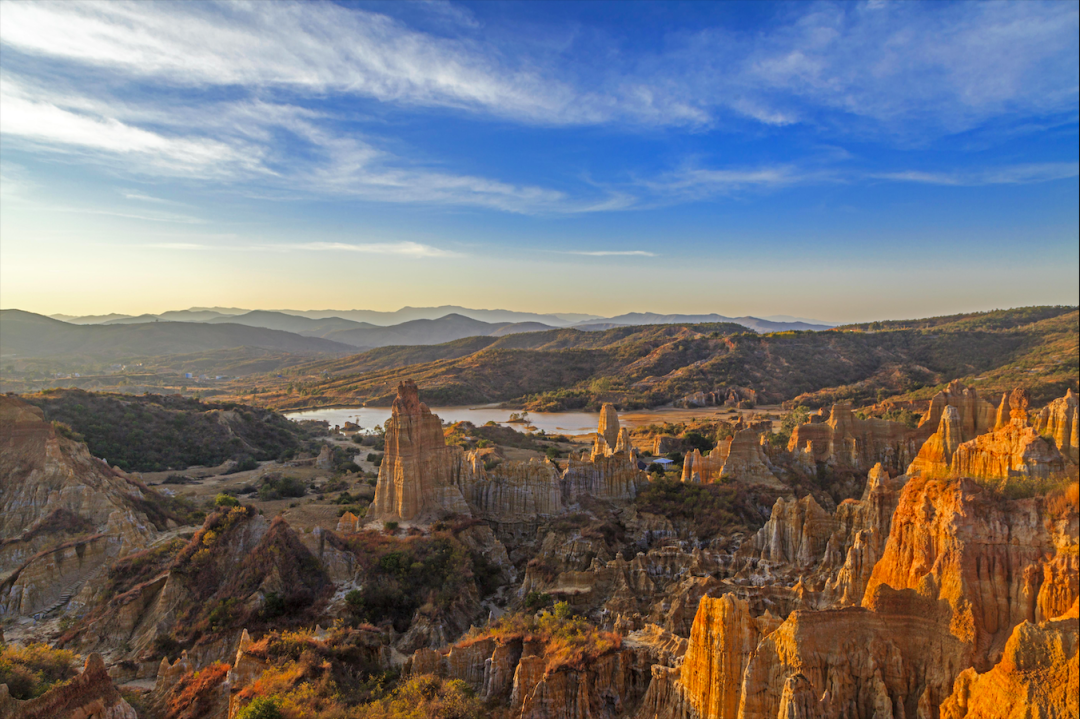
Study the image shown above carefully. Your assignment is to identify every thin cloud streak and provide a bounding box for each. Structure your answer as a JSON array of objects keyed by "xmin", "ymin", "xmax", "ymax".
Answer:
[
  {"xmin": 567, "ymin": 250, "xmax": 656, "ymax": 257},
  {"xmin": 142, "ymin": 240, "xmax": 459, "ymax": 258},
  {"xmin": 873, "ymin": 162, "xmax": 1080, "ymax": 186}
]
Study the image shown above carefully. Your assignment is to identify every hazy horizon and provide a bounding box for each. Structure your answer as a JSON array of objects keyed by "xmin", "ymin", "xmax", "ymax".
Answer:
[{"xmin": 6, "ymin": 301, "xmax": 1079, "ymax": 328}]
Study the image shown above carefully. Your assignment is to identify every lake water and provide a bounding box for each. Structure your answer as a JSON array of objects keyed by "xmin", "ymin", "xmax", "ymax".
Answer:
[{"xmin": 284, "ymin": 404, "xmax": 755, "ymax": 435}]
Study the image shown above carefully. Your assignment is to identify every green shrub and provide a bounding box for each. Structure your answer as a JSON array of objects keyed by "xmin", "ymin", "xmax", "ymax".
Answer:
[
  {"xmin": 258, "ymin": 475, "xmax": 306, "ymax": 501},
  {"xmin": 524, "ymin": 591, "xmax": 552, "ymax": 610},
  {"xmin": 236, "ymin": 696, "xmax": 282, "ymax": 719},
  {"xmin": 215, "ymin": 493, "xmax": 240, "ymax": 508}
]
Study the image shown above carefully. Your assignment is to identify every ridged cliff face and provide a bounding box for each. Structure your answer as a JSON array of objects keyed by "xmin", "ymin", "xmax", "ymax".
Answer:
[
  {"xmin": 863, "ymin": 476, "xmax": 1077, "ymax": 666},
  {"xmin": 917, "ymin": 380, "xmax": 998, "ymax": 443},
  {"xmin": 459, "ymin": 454, "xmax": 565, "ymax": 523},
  {"xmin": 561, "ymin": 428, "xmax": 644, "ymax": 504},
  {"xmin": 368, "ymin": 383, "xmax": 646, "ymax": 525},
  {"xmin": 0, "ymin": 395, "xmax": 167, "ymax": 618},
  {"xmin": 732, "ymin": 463, "xmax": 903, "ymax": 608},
  {"xmin": 1, "ymin": 653, "xmax": 137, "ymax": 719},
  {"xmin": 642, "ymin": 470, "xmax": 1077, "ymax": 719},
  {"xmin": 735, "ymin": 494, "xmax": 837, "ymax": 569},
  {"xmin": 906, "ymin": 397, "xmax": 1067, "ymax": 481},
  {"xmin": 682, "ymin": 428, "xmax": 784, "ymax": 489},
  {"xmin": 939, "ymin": 600, "xmax": 1079, "ymax": 719},
  {"xmin": 0, "ymin": 395, "xmax": 159, "ymax": 551},
  {"xmin": 668, "ymin": 595, "xmax": 772, "ymax": 719},
  {"xmin": 1032, "ymin": 388, "xmax": 1079, "ymax": 463},
  {"xmin": 787, "ymin": 402, "xmax": 921, "ymax": 475},
  {"xmin": 368, "ymin": 380, "xmax": 472, "ymax": 522},
  {"xmin": 404, "ymin": 622, "xmax": 670, "ymax": 719}
]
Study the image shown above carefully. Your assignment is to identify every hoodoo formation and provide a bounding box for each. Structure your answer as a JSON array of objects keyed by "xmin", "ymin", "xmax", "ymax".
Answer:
[
  {"xmin": 2, "ymin": 373, "xmax": 1077, "ymax": 719},
  {"xmin": 368, "ymin": 381, "xmax": 648, "ymax": 526},
  {"xmin": 368, "ymin": 379, "xmax": 472, "ymax": 522}
]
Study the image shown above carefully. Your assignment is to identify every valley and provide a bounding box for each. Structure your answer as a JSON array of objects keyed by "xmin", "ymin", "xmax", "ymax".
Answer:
[{"xmin": 1, "ymin": 310, "xmax": 1076, "ymax": 718}]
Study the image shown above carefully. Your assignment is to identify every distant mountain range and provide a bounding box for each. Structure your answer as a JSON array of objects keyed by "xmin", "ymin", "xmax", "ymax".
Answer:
[
  {"xmin": 1, "ymin": 306, "xmax": 834, "ymax": 363},
  {"xmin": 0, "ymin": 310, "xmax": 355, "ymax": 360},
  {"xmin": 47, "ymin": 305, "xmax": 835, "ymax": 331},
  {"xmin": 52, "ymin": 306, "xmax": 602, "ymax": 327}
]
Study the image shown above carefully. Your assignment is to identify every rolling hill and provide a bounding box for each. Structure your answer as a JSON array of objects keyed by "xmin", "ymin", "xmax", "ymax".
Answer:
[
  {"xmin": 595, "ymin": 313, "xmax": 833, "ymax": 332},
  {"xmin": 219, "ymin": 307, "xmax": 1077, "ymax": 412},
  {"xmin": 0, "ymin": 310, "xmax": 355, "ymax": 360},
  {"xmin": 206, "ymin": 310, "xmax": 375, "ymax": 337}
]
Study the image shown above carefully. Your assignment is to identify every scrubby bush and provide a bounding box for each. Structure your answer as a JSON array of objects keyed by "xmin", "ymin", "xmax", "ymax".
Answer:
[
  {"xmin": 215, "ymin": 493, "xmax": 240, "ymax": 508},
  {"xmin": 0, "ymin": 643, "xmax": 78, "ymax": 699},
  {"xmin": 635, "ymin": 478, "xmax": 780, "ymax": 540},
  {"xmin": 236, "ymin": 697, "xmax": 282, "ymax": 719},
  {"xmin": 524, "ymin": 591, "xmax": 552, "ymax": 611},
  {"xmin": 343, "ymin": 529, "xmax": 497, "ymax": 632},
  {"xmin": 258, "ymin": 475, "xmax": 307, "ymax": 501}
]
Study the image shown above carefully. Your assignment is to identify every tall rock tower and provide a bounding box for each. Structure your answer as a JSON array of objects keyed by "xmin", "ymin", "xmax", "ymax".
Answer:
[
  {"xmin": 368, "ymin": 380, "xmax": 471, "ymax": 523},
  {"xmin": 598, "ymin": 403, "xmax": 620, "ymax": 448}
]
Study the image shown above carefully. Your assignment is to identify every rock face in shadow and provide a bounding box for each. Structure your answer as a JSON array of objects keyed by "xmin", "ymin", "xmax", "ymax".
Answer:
[
  {"xmin": 404, "ymin": 623, "xmax": 671, "ymax": 719},
  {"xmin": 369, "ymin": 380, "xmax": 472, "ymax": 522},
  {"xmin": 3, "ymin": 653, "xmax": 137, "ymax": 719},
  {"xmin": 0, "ymin": 394, "xmax": 169, "ymax": 618},
  {"xmin": 460, "ymin": 454, "xmax": 565, "ymax": 522},
  {"xmin": 0, "ymin": 395, "xmax": 159, "ymax": 552}
]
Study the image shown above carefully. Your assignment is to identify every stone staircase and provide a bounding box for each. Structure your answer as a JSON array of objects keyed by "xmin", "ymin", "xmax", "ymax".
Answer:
[{"xmin": 32, "ymin": 588, "xmax": 76, "ymax": 621}]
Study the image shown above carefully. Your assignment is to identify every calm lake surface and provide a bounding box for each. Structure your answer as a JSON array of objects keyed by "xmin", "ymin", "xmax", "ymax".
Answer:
[{"xmin": 284, "ymin": 404, "xmax": 750, "ymax": 435}]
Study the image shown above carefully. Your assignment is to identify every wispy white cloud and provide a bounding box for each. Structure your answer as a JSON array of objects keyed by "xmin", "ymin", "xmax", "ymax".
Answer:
[
  {"xmin": 873, "ymin": 162, "xmax": 1080, "ymax": 186},
  {"xmin": 0, "ymin": 0, "xmax": 584, "ymax": 124},
  {"xmin": 567, "ymin": 250, "xmax": 656, "ymax": 257},
  {"xmin": 640, "ymin": 165, "xmax": 818, "ymax": 203},
  {"xmin": 144, "ymin": 242, "xmax": 205, "ymax": 250},
  {"xmin": 122, "ymin": 191, "xmax": 187, "ymax": 205},
  {"xmin": 0, "ymin": 76, "xmax": 587, "ymax": 213},
  {"xmin": 142, "ymin": 239, "xmax": 458, "ymax": 257},
  {"xmin": 2, "ymin": 0, "xmax": 1073, "ymax": 132},
  {"xmin": 282, "ymin": 241, "xmax": 458, "ymax": 258},
  {"xmin": 0, "ymin": 76, "xmax": 265, "ymax": 179},
  {"xmin": 45, "ymin": 205, "xmax": 204, "ymax": 224},
  {"xmin": 0, "ymin": 0, "xmax": 1075, "ymax": 218}
]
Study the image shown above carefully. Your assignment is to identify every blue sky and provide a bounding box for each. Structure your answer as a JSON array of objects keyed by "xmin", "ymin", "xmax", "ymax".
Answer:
[{"xmin": 1, "ymin": 0, "xmax": 1077, "ymax": 322}]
